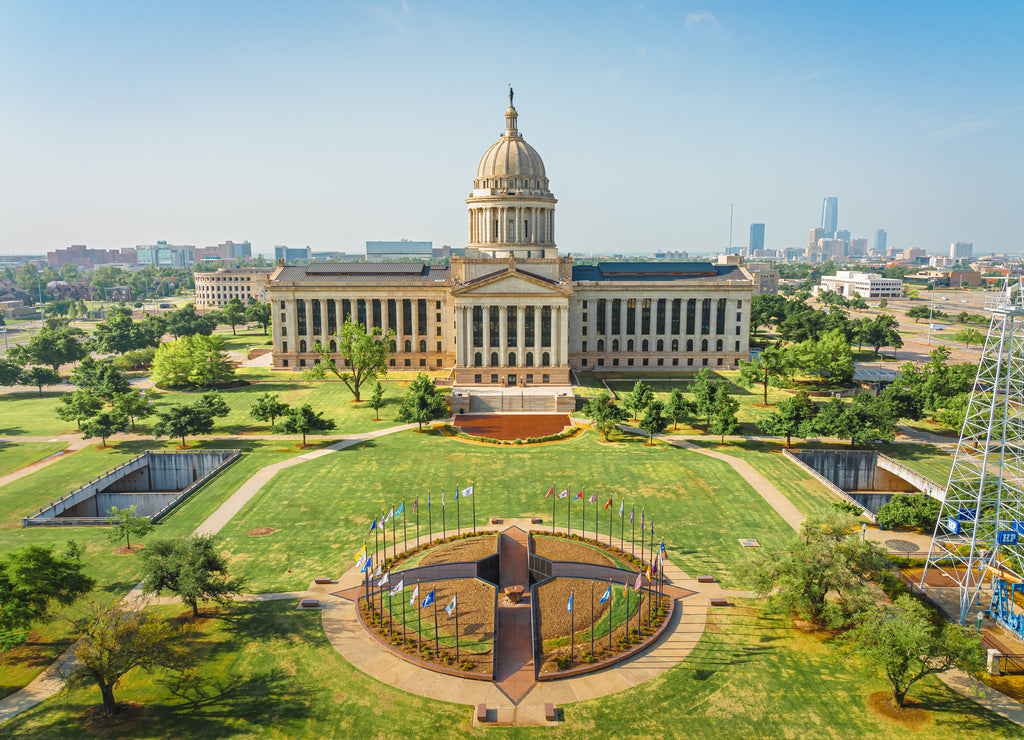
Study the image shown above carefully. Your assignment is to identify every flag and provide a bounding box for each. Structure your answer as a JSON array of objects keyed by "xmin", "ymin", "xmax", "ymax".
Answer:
[
  {"xmin": 390, "ymin": 579, "xmax": 404, "ymax": 596},
  {"xmin": 633, "ymin": 571, "xmax": 643, "ymax": 592},
  {"xmin": 640, "ymin": 509, "xmax": 645, "ymax": 528},
  {"xmin": 623, "ymin": 579, "xmax": 629, "ymax": 596},
  {"xmin": 372, "ymin": 561, "xmax": 383, "ymax": 579},
  {"xmin": 413, "ymin": 497, "xmax": 419, "ymax": 512},
  {"xmin": 629, "ymin": 506, "xmax": 634, "ymax": 523},
  {"xmin": 645, "ymin": 565, "xmax": 652, "ymax": 581},
  {"xmin": 651, "ymin": 557, "xmax": 658, "ymax": 576},
  {"xmin": 361, "ymin": 556, "xmax": 372, "ymax": 573},
  {"xmin": 368, "ymin": 518, "xmax": 377, "ymax": 534},
  {"xmin": 410, "ymin": 584, "xmax": 419, "ymax": 605},
  {"xmin": 395, "ymin": 501, "xmax": 404, "ymax": 516},
  {"xmin": 604, "ymin": 497, "xmax": 613, "ymax": 510},
  {"xmin": 427, "ymin": 492, "xmax": 431, "ymax": 508},
  {"xmin": 545, "ymin": 485, "xmax": 555, "ymax": 499},
  {"xmin": 383, "ymin": 507, "xmax": 394, "ymax": 523},
  {"xmin": 462, "ymin": 485, "xmax": 474, "ymax": 498},
  {"xmin": 574, "ymin": 490, "xmax": 584, "ymax": 500},
  {"xmin": 567, "ymin": 590, "xmax": 574, "ymax": 613},
  {"xmin": 442, "ymin": 492, "xmax": 445, "ymax": 506},
  {"xmin": 588, "ymin": 492, "xmax": 597, "ymax": 504},
  {"xmin": 618, "ymin": 500, "xmax": 623, "ymax": 518},
  {"xmin": 379, "ymin": 570, "xmax": 390, "ymax": 588},
  {"xmin": 557, "ymin": 488, "xmax": 569, "ymax": 499},
  {"xmin": 599, "ymin": 585, "xmax": 611, "ymax": 604},
  {"xmin": 660, "ymin": 539, "xmax": 666, "ymax": 556},
  {"xmin": 354, "ymin": 544, "xmax": 367, "ymax": 563},
  {"xmin": 445, "ymin": 594, "xmax": 457, "ymax": 617},
  {"xmin": 422, "ymin": 590, "xmax": 436, "ymax": 608}
]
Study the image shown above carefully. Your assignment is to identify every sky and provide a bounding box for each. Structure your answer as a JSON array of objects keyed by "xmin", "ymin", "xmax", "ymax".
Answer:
[{"xmin": 1, "ymin": 1, "xmax": 1022, "ymax": 258}]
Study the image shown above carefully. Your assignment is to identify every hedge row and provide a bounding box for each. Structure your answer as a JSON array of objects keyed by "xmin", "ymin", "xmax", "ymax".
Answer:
[{"xmin": 443, "ymin": 424, "xmax": 580, "ymax": 446}]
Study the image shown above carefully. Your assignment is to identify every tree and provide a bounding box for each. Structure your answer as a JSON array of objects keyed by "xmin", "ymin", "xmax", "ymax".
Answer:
[
  {"xmin": 813, "ymin": 394, "xmax": 896, "ymax": 448},
  {"xmin": 196, "ymin": 391, "xmax": 230, "ymax": 420},
  {"xmin": 221, "ymin": 297, "xmax": 247, "ymax": 335},
  {"xmin": 664, "ymin": 387, "xmax": 693, "ymax": 430},
  {"xmin": 905, "ymin": 305, "xmax": 932, "ymax": 324},
  {"xmin": 0, "ymin": 358, "xmax": 23, "ymax": 387},
  {"xmin": 395, "ymin": 374, "xmax": 448, "ymax": 432},
  {"xmin": 750, "ymin": 293, "xmax": 790, "ymax": 337},
  {"xmin": 151, "ymin": 334, "xmax": 235, "ymax": 389},
  {"xmin": 153, "ymin": 396, "xmax": 225, "ymax": 447},
  {"xmin": 757, "ymin": 389, "xmax": 817, "ymax": 446},
  {"xmin": 273, "ymin": 403, "xmax": 337, "ymax": 444},
  {"xmin": 0, "ymin": 544, "xmax": 95, "ymax": 650},
  {"xmin": 906, "ymin": 287, "xmax": 920, "ymax": 300},
  {"xmin": 935, "ymin": 392, "xmax": 970, "ymax": 431},
  {"xmin": 875, "ymin": 494, "xmax": 941, "ymax": 531},
  {"xmin": 19, "ymin": 366, "xmax": 62, "ymax": 396},
  {"xmin": 248, "ymin": 392, "xmax": 290, "ymax": 428},
  {"xmin": 9, "ymin": 325, "xmax": 86, "ymax": 371},
  {"xmin": 55, "ymin": 390, "xmax": 104, "ymax": 430},
  {"xmin": 707, "ymin": 384, "xmax": 739, "ymax": 442},
  {"xmin": 63, "ymin": 601, "xmax": 193, "ymax": 717},
  {"xmin": 636, "ymin": 399, "xmax": 668, "ymax": 444},
  {"xmin": 863, "ymin": 313, "xmax": 904, "ymax": 358},
  {"xmin": 140, "ymin": 534, "xmax": 245, "ymax": 618},
  {"xmin": 954, "ymin": 327, "xmax": 984, "ymax": 349},
  {"xmin": 246, "ymin": 298, "xmax": 271, "ymax": 335},
  {"xmin": 80, "ymin": 411, "xmax": 129, "ymax": 447},
  {"xmin": 737, "ymin": 346, "xmax": 794, "ymax": 406},
  {"xmin": 878, "ymin": 298, "xmax": 888, "ymax": 308},
  {"xmin": 112, "ymin": 389, "xmax": 158, "ymax": 431},
  {"xmin": 70, "ymin": 356, "xmax": 131, "ymax": 399},
  {"xmin": 742, "ymin": 512, "xmax": 887, "ymax": 627},
  {"xmin": 91, "ymin": 308, "xmax": 162, "ymax": 354},
  {"xmin": 692, "ymin": 368, "xmax": 717, "ymax": 427},
  {"xmin": 793, "ymin": 328, "xmax": 854, "ymax": 384},
  {"xmin": 582, "ymin": 392, "xmax": 627, "ymax": 441},
  {"xmin": 162, "ymin": 304, "xmax": 218, "ymax": 338},
  {"xmin": 368, "ymin": 381, "xmax": 385, "ymax": 420},
  {"xmin": 845, "ymin": 594, "xmax": 984, "ymax": 709},
  {"xmin": 622, "ymin": 380, "xmax": 654, "ymax": 421},
  {"xmin": 304, "ymin": 316, "xmax": 395, "ymax": 402},
  {"xmin": 105, "ymin": 504, "xmax": 154, "ymax": 549}
]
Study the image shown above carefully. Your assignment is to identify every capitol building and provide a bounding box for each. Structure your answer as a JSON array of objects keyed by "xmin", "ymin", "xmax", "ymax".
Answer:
[{"xmin": 267, "ymin": 95, "xmax": 753, "ymax": 388}]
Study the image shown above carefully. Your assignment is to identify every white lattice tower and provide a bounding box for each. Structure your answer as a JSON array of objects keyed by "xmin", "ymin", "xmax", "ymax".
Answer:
[{"xmin": 922, "ymin": 278, "xmax": 1024, "ymax": 623}]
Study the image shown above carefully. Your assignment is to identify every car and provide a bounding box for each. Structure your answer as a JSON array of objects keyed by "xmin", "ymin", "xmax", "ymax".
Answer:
[
  {"xmin": 158, "ymin": 303, "xmax": 173, "ymax": 309},
  {"xmin": 962, "ymin": 299, "xmax": 969, "ymax": 303}
]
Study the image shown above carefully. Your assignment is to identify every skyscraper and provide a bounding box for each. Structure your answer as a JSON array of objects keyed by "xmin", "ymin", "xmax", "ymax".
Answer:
[
  {"xmin": 950, "ymin": 241, "xmax": 974, "ymax": 261},
  {"xmin": 748, "ymin": 223, "xmax": 765, "ymax": 255},
  {"xmin": 874, "ymin": 229, "xmax": 887, "ymax": 254},
  {"xmin": 821, "ymin": 197, "xmax": 838, "ymax": 237}
]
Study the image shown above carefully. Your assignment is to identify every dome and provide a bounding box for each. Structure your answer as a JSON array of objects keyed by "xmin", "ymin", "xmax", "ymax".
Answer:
[{"xmin": 475, "ymin": 106, "xmax": 547, "ymax": 182}]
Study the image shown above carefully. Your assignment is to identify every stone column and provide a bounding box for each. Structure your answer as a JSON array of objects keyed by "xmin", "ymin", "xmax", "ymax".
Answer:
[
  {"xmin": 285, "ymin": 295, "xmax": 297, "ymax": 355},
  {"xmin": 552, "ymin": 305, "xmax": 561, "ymax": 365},
  {"xmin": 665, "ymin": 296, "xmax": 673, "ymax": 340},
  {"xmin": 498, "ymin": 305, "xmax": 508, "ymax": 367},
  {"xmin": 516, "ymin": 304, "xmax": 526, "ymax": 366},
  {"xmin": 533, "ymin": 304, "xmax": 542, "ymax": 368},
  {"xmin": 320, "ymin": 299, "xmax": 328, "ymax": 345},
  {"xmin": 619, "ymin": 297, "xmax": 627, "ymax": 347}
]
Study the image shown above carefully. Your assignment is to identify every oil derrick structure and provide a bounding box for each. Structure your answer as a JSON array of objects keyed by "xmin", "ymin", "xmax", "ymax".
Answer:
[{"xmin": 922, "ymin": 278, "xmax": 1024, "ymax": 624}]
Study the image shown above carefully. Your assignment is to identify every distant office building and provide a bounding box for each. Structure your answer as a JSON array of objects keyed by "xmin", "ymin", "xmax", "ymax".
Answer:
[
  {"xmin": 950, "ymin": 241, "xmax": 974, "ymax": 261},
  {"xmin": 136, "ymin": 241, "xmax": 195, "ymax": 268},
  {"xmin": 821, "ymin": 197, "xmax": 838, "ymax": 236},
  {"xmin": 819, "ymin": 238, "xmax": 847, "ymax": 263},
  {"xmin": 196, "ymin": 241, "xmax": 252, "ymax": 262},
  {"xmin": 365, "ymin": 240, "xmax": 433, "ymax": 261},
  {"xmin": 748, "ymin": 224, "xmax": 765, "ymax": 256},
  {"xmin": 651, "ymin": 250, "xmax": 689, "ymax": 261},
  {"xmin": 835, "ymin": 229, "xmax": 850, "ymax": 243},
  {"xmin": 746, "ymin": 262, "xmax": 779, "ymax": 294},
  {"xmin": 848, "ymin": 238, "xmax": 868, "ymax": 257},
  {"xmin": 929, "ymin": 255, "xmax": 955, "ymax": 268},
  {"xmin": 194, "ymin": 267, "xmax": 273, "ymax": 308},
  {"xmin": 905, "ymin": 247, "xmax": 927, "ymax": 261},
  {"xmin": 874, "ymin": 229, "xmax": 887, "ymax": 253},
  {"xmin": 783, "ymin": 247, "xmax": 804, "ymax": 262},
  {"xmin": 47, "ymin": 244, "xmax": 136, "ymax": 268},
  {"xmin": 819, "ymin": 271, "xmax": 903, "ymax": 299},
  {"xmin": 274, "ymin": 245, "xmax": 312, "ymax": 263}
]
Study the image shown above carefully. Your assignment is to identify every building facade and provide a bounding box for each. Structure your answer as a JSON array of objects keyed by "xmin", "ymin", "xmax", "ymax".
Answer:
[
  {"xmin": 950, "ymin": 241, "xmax": 974, "ymax": 261},
  {"xmin": 819, "ymin": 271, "xmax": 903, "ymax": 299},
  {"xmin": 748, "ymin": 224, "xmax": 765, "ymax": 256},
  {"xmin": 274, "ymin": 246, "xmax": 312, "ymax": 263},
  {"xmin": 366, "ymin": 241, "xmax": 433, "ymax": 261},
  {"xmin": 267, "ymin": 97, "xmax": 753, "ymax": 385},
  {"xmin": 821, "ymin": 197, "xmax": 838, "ymax": 236},
  {"xmin": 194, "ymin": 268, "xmax": 273, "ymax": 308}
]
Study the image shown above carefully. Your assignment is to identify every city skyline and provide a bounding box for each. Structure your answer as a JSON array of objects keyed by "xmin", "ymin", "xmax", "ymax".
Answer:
[{"xmin": 1, "ymin": 1, "xmax": 1021, "ymax": 257}]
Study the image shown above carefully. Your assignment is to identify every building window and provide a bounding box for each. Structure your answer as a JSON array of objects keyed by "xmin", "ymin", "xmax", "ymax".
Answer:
[
  {"xmin": 296, "ymin": 299, "xmax": 307, "ymax": 335},
  {"xmin": 281, "ymin": 327, "xmax": 287, "ymax": 337},
  {"xmin": 641, "ymin": 299, "xmax": 651, "ymax": 335},
  {"xmin": 329, "ymin": 340, "xmax": 336, "ymax": 352},
  {"xmin": 611, "ymin": 298, "xmax": 621, "ymax": 334},
  {"xmin": 526, "ymin": 352, "xmax": 534, "ymax": 366},
  {"xmin": 311, "ymin": 299, "xmax": 321, "ymax": 336},
  {"xmin": 597, "ymin": 339, "xmax": 605, "ymax": 352},
  {"xmin": 581, "ymin": 325, "xmax": 587, "ymax": 336},
  {"xmin": 282, "ymin": 359, "xmax": 288, "ymax": 367},
  {"xmin": 357, "ymin": 299, "xmax": 367, "ymax": 328},
  {"xmin": 735, "ymin": 340, "xmax": 741, "ymax": 351},
  {"xmin": 507, "ymin": 306, "xmax": 517, "ymax": 347},
  {"xmin": 437, "ymin": 341, "xmax": 442, "ymax": 352},
  {"xmin": 716, "ymin": 339, "xmax": 723, "ymax": 352},
  {"xmin": 541, "ymin": 351, "xmax": 550, "ymax": 366},
  {"xmin": 372, "ymin": 299, "xmax": 382, "ymax": 330},
  {"xmin": 581, "ymin": 358, "xmax": 587, "ymax": 366},
  {"xmin": 542, "ymin": 374, "xmax": 549, "ymax": 383},
  {"xmin": 686, "ymin": 339, "xmax": 693, "ymax": 352},
  {"xmin": 702, "ymin": 358, "xmax": 708, "ymax": 366},
  {"xmin": 299, "ymin": 359, "xmax": 306, "ymax": 367},
  {"xmin": 436, "ymin": 300, "xmax": 441, "ymax": 309},
  {"xmin": 491, "ymin": 373, "xmax": 499, "ymax": 383},
  {"xmin": 627, "ymin": 339, "xmax": 634, "ymax": 352},
  {"xmin": 671, "ymin": 339, "xmax": 678, "ymax": 351},
  {"xmin": 716, "ymin": 298, "xmax": 726, "ymax": 335},
  {"xmin": 420, "ymin": 358, "xmax": 426, "ymax": 366},
  {"xmin": 612, "ymin": 339, "xmax": 619, "ymax": 352},
  {"xmin": 404, "ymin": 358, "xmax": 411, "ymax": 367},
  {"xmin": 596, "ymin": 298, "xmax": 606, "ymax": 334},
  {"xmin": 701, "ymin": 299, "xmax": 711, "ymax": 335},
  {"xmin": 526, "ymin": 373, "xmax": 533, "ymax": 383},
  {"xmin": 657, "ymin": 339, "xmax": 664, "ymax": 352},
  {"xmin": 686, "ymin": 299, "xmax": 696, "ymax": 335},
  {"xmin": 524, "ymin": 306, "xmax": 535, "ymax": 346},
  {"xmin": 701, "ymin": 339, "xmax": 708, "ymax": 352},
  {"xmin": 597, "ymin": 358, "xmax": 604, "ymax": 366},
  {"xmin": 280, "ymin": 301, "xmax": 285, "ymax": 309},
  {"xmin": 299, "ymin": 339, "xmax": 307, "ymax": 353},
  {"xmin": 656, "ymin": 299, "xmax": 666, "ymax": 335},
  {"xmin": 475, "ymin": 374, "xmax": 482, "ymax": 383},
  {"xmin": 628, "ymin": 358, "xmax": 634, "ymax": 366},
  {"xmin": 473, "ymin": 306, "xmax": 483, "ymax": 347},
  {"xmin": 436, "ymin": 325, "xmax": 442, "ymax": 336},
  {"xmin": 403, "ymin": 299, "xmax": 413, "ymax": 336},
  {"xmin": 717, "ymin": 358, "xmax": 723, "ymax": 366},
  {"xmin": 474, "ymin": 352, "xmax": 482, "ymax": 366},
  {"xmin": 581, "ymin": 341, "xmax": 588, "ymax": 353},
  {"xmin": 282, "ymin": 341, "xmax": 288, "ymax": 353},
  {"xmin": 626, "ymin": 299, "xmax": 636, "ymax": 335},
  {"xmin": 490, "ymin": 351, "xmax": 499, "ymax": 366},
  {"xmin": 327, "ymin": 301, "xmax": 337, "ymax": 335},
  {"xmin": 737, "ymin": 300, "xmax": 742, "ymax": 308},
  {"xmin": 405, "ymin": 340, "xmax": 412, "ymax": 352},
  {"xmin": 388, "ymin": 299, "xmax": 397, "ymax": 330},
  {"xmin": 490, "ymin": 306, "xmax": 500, "ymax": 346},
  {"xmin": 687, "ymin": 358, "xmax": 693, "ymax": 366},
  {"xmin": 280, "ymin": 312, "xmax": 286, "ymax": 323},
  {"xmin": 418, "ymin": 299, "xmax": 428, "ymax": 336},
  {"xmin": 508, "ymin": 352, "xmax": 516, "ymax": 366},
  {"xmin": 736, "ymin": 312, "xmax": 742, "ymax": 322},
  {"xmin": 642, "ymin": 339, "xmax": 649, "ymax": 352},
  {"xmin": 541, "ymin": 306, "xmax": 552, "ymax": 346},
  {"xmin": 419, "ymin": 340, "xmax": 427, "ymax": 352}
]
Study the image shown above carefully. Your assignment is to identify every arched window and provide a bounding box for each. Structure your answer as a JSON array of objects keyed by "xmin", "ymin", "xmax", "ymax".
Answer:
[
  {"xmin": 612, "ymin": 339, "xmax": 619, "ymax": 352},
  {"xmin": 627, "ymin": 339, "xmax": 634, "ymax": 352},
  {"xmin": 657, "ymin": 339, "xmax": 664, "ymax": 352},
  {"xmin": 508, "ymin": 352, "xmax": 516, "ymax": 366},
  {"xmin": 597, "ymin": 339, "xmax": 605, "ymax": 352},
  {"xmin": 404, "ymin": 339, "xmax": 412, "ymax": 352},
  {"xmin": 474, "ymin": 352, "xmax": 482, "ymax": 367},
  {"xmin": 526, "ymin": 352, "xmax": 534, "ymax": 366},
  {"xmin": 716, "ymin": 339, "xmax": 723, "ymax": 352},
  {"xmin": 642, "ymin": 339, "xmax": 649, "ymax": 352},
  {"xmin": 490, "ymin": 351, "xmax": 499, "ymax": 366},
  {"xmin": 541, "ymin": 352, "xmax": 550, "ymax": 367},
  {"xmin": 419, "ymin": 339, "xmax": 427, "ymax": 353},
  {"xmin": 701, "ymin": 339, "xmax": 708, "ymax": 352},
  {"xmin": 329, "ymin": 340, "xmax": 337, "ymax": 352},
  {"xmin": 299, "ymin": 340, "xmax": 307, "ymax": 353},
  {"xmin": 686, "ymin": 339, "xmax": 693, "ymax": 352},
  {"xmin": 671, "ymin": 339, "xmax": 679, "ymax": 352}
]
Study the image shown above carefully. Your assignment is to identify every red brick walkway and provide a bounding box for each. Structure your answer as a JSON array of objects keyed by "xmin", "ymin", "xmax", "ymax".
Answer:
[{"xmin": 495, "ymin": 528, "xmax": 535, "ymax": 703}]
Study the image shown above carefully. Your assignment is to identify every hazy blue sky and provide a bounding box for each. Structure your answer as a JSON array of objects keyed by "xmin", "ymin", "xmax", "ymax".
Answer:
[{"xmin": 1, "ymin": 1, "xmax": 1021, "ymax": 257}]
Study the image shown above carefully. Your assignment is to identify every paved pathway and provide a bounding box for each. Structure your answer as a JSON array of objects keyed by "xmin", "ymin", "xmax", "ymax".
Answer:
[
  {"xmin": 494, "ymin": 528, "xmax": 534, "ymax": 704},
  {"xmin": 0, "ymin": 439, "xmax": 89, "ymax": 488}
]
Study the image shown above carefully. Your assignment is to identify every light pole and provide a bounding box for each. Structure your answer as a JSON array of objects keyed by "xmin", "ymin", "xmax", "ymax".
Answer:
[
  {"xmin": 861, "ymin": 522, "xmax": 867, "ymax": 541},
  {"xmin": 926, "ymin": 279, "xmax": 936, "ymax": 345}
]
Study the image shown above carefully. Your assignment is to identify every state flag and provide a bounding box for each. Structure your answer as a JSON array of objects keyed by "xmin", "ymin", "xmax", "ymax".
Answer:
[
  {"xmin": 462, "ymin": 485, "xmax": 474, "ymax": 498},
  {"xmin": 629, "ymin": 506, "xmax": 634, "ymax": 524},
  {"xmin": 567, "ymin": 590, "xmax": 574, "ymax": 613},
  {"xmin": 604, "ymin": 496, "xmax": 613, "ymax": 510},
  {"xmin": 410, "ymin": 584, "xmax": 419, "ymax": 606},
  {"xmin": 557, "ymin": 488, "xmax": 569, "ymax": 499},
  {"xmin": 354, "ymin": 544, "xmax": 366, "ymax": 563},
  {"xmin": 633, "ymin": 571, "xmax": 643, "ymax": 592},
  {"xmin": 618, "ymin": 500, "xmax": 624, "ymax": 518},
  {"xmin": 378, "ymin": 570, "xmax": 390, "ymax": 588},
  {"xmin": 599, "ymin": 585, "xmax": 611, "ymax": 604},
  {"xmin": 368, "ymin": 518, "xmax": 377, "ymax": 534},
  {"xmin": 395, "ymin": 501, "xmax": 404, "ymax": 516},
  {"xmin": 422, "ymin": 590, "xmax": 436, "ymax": 608},
  {"xmin": 545, "ymin": 485, "xmax": 555, "ymax": 499},
  {"xmin": 588, "ymin": 492, "xmax": 598, "ymax": 504},
  {"xmin": 574, "ymin": 490, "xmax": 584, "ymax": 500},
  {"xmin": 383, "ymin": 507, "xmax": 394, "ymax": 523},
  {"xmin": 389, "ymin": 579, "xmax": 404, "ymax": 596},
  {"xmin": 445, "ymin": 594, "xmax": 457, "ymax": 617}
]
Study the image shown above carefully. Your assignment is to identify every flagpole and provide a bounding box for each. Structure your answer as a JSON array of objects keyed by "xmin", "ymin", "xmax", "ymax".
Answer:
[
  {"xmin": 417, "ymin": 581, "xmax": 422, "ymax": 653},
  {"xmin": 382, "ymin": 509, "xmax": 388, "ymax": 566},
  {"xmin": 590, "ymin": 581, "xmax": 594, "ymax": 657},
  {"xmin": 472, "ymin": 484, "xmax": 476, "ymax": 535},
  {"xmin": 428, "ymin": 493, "xmax": 432, "ymax": 545},
  {"xmin": 388, "ymin": 591, "xmax": 393, "ymax": 639},
  {"xmin": 416, "ymin": 498, "xmax": 420, "ymax": 548},
  {"xmin": 567, "ymin": 485, "xmax": 571, "ymax": 536},
  {"xmin": 455, "ymin": 589, "xmax": 460, "ymax": 665},
  {"xmin": 551, "ymin": 494, "xmax": 555, "ymax": 535},
  {"xmin": 433, "ymin": 596, "xmax": 439, "ymax": 657},
  {"xmin": 442, "ymin": 495, "xmax": 446, "ymax": 539},
  {"xmin": 582, "ymin": 491, "xmax": 586, "ymax": 540},
  {"xmin": 402, "ymin": 585, "xmax": 407, "ymax": 642},
  {"xmin": 608, "ymin": 578, "xmax": 613, "ymax": 654},
  {"xmin": 631, "ymin": 506, "xmax": 635, "ymax": 559},
  {"xmin": 456, "ymin": 486, "xmax": 461, "ymax": 536},
  {"xmin": 374, "ymin": 517, "xmax": 379, "ymax": 572},
  {"xmin": 570, "ymin": 588, "xmax": 574, "ymax": 664},
  {"xmin": 402, "ymin": 499, "xmax": 407, "ymax": 556},
  {"xmin": 608, "ymin": 500, "xmax": 613, "ymax": 547},
  {"xmin": 391, "ymin": 506, "xmax": 397, "ymax": 562},
  {"xmin": 619, "ymin": 507, "xmax": 624, "ymax": 550}
]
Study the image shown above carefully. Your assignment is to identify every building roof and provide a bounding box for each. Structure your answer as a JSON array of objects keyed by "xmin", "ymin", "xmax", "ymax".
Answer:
[
  {"xmin": 571, "ymin": 262, "xmax": 748, "ymax": 282},
  {"xmin": 476, "ymin": 106, "xmax": 547, "ymax": 180},
  {"xmin": 271, "ymin": 262, "xmax": 450, "ymax": 285}
]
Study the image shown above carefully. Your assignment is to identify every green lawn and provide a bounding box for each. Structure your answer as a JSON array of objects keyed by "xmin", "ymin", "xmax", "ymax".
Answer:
[
  {"xmin": 0, "ymin": 392, "xmax": 78, "ymax": 437},
  {"xmin": 0, "ymin": 441, "xmax": 68, "ymax": 477},
  {"xmin": 876, "ymin": 442, "xmax": 955, "ymax": 486},
  {"xmin": 3, "ymin": 599, "xmax": 1017, "ymax": 739},
  {"xmin": 214, "ymin": 430, "xmax": 796, "ymax": 593}
]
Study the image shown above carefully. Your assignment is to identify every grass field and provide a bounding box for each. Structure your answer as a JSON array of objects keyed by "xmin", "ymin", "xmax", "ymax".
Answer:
[
  {"xmin": 0, "ymin": 441, "xmax": 68, "ymax": 477},
  {"xmin": 3, "ymin": 599, "xmax": 1017, "ymax": 739},
  {"xmin": 213, "ymin": 430, "xmax": 796, "ymax": 593}
]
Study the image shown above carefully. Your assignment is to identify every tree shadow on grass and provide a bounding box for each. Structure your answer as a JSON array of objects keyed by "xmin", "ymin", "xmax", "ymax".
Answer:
[{"xmin": 215, "ymin": 600, "xmax": 324, "ymax": 646}]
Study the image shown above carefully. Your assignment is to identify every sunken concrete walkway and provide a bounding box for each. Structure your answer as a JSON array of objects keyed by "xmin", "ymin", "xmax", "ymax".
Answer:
[{"xmin": 319, "ymin": 518, "xmax": 709, "ymax": 726}]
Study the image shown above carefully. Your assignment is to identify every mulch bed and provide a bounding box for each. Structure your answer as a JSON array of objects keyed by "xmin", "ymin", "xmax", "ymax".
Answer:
[
  {"xmin": 113, "ymin": 544, "xmax": 145, "ymax": 555},
  {"xmin": 865, "ymin": 690, "xmax": 931, "ymax": 731},
  {"xmin": 532, "ymin": 536, "xmax": 618, "ymax": 568},
  {"xmin": 80, "ymin": 701, "xmax": 145, "ymax": 732},
  {"xmin": 247, "ymin": 527, "xmax": 279, "ymax": 537},
  {"xmin": 361, "ymin": 577, "xmax": 495, "ymax": 673},
  {"xmin": 453, "ymin": 414, "xmax": 572, "ymax": 441},
  {"xmin": 414, "ymin": 535, "xmax": 498, "ymax": 568}
]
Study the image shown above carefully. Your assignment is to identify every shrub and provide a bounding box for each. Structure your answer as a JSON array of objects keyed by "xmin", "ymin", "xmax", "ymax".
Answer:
[
  {"xmin": 461, "ymin": 660, "xmax": 475, "ymax": 671},
  {"xmin": 555, "ymin": 655, "xmax": 571, "ymax": 670}
]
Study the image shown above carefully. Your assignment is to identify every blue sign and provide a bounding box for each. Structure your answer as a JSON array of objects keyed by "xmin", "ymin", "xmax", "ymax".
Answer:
[
  {"xmin": 958, "ymin": 507, "xmax": 976, "ymax": 521},
  {"xmin": 946, "ymin": 517, "xmax": 961, "ymax": 534},
  {"xmin": 1015, "ymin": 520, "xmax": 1024, "ymax": 535},
  {"xmin": 998, "ymin": 531, "xmax": 1019, "ymax": 546}
]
